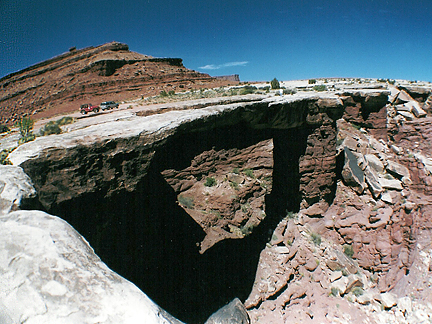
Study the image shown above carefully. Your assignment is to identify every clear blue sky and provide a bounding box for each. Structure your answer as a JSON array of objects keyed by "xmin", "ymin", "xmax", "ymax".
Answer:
[{"xmin": 1, "ymin": 0, "xmax": 431, "ymax": 82}]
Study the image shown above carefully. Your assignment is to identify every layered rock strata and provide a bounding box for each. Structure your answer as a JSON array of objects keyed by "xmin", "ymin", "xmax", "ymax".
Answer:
[
  {"xmin": 0, "ymin": 42, "xmax": 233, "ymax": 124},
  {"xmin": 1, "ymin": 83, "xmax": 432, "ymax": 323}
]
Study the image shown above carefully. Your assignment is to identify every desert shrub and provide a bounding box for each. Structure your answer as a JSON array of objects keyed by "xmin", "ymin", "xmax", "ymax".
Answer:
[
  {"xmin": 285, "ymin": 211, "xmax": 298, "ymax": 219},
  {"xmin": 232, "ymin": 167, "xmax": 240, "ymax": 174},
  {"xmin": 283, "ymin": 88, "xmax": 296, "ymax": 95},
  {"xmin": 330, "ymin": 287, "xmax": 340, "ymax": 297},
  {"xmin": 311, "ymin": 232, "xmax": 322, "ymax": 246},
  {"xmin": 0, "ymin": 125, "xmax": 9, "ymax": 133},
  {"xmin": 160, "ymin": 90, "xmax": 169, "ymax": 97},
  {"xmin": 168, "ymin": 90, "xmax": 175, "ymax": 96},
  {"xmin": 178, "ymin": 195, "xmax": 194, "ymax": 209},
  {"xmin": 15, "ymin": 117, "xmax": 35, "ymax": 145},
  {"xmin": 313, "ymin": 85, "xmax": 327, "ymax": 92},
  {"xmin": 243, "ymin": 168, "xmax": 254, "ymax": 178},
  {"xmin": 0, "ymin": 148, "xmax": 14, "ymax": 165},
  {"xmin": 204, "ymin": 177, "xmax": 217, "ymax": 187},
  {"xmin": 344, "ymin": 244, "xmax": 354, "ymax": 258},
  {"xmin": 352, "ymin": 287, "xmax": 364, "ymax": 297},
  {"xmin": 229, "ymin": 181, "xmax": 239, "ymax": 190},
  {"xmin": 56, "ymin": 116, "xmax": 74, "ymax": 126},
  {"xmin": 239, "ymin": 86, "xmax": 257, "ymax": 95},
  {"xmin": 270, "ymin": 78, "xmax": 280, "ymax": 89},
  {"xmin": 308, "ymin": 79, "xmax": 317, "ymax": 84},
  {"xmin": 39, "ymin": 120, "xmax": 62, "ymax": 136}
]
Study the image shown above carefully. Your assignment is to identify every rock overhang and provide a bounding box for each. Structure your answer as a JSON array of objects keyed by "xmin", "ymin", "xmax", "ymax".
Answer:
[{"xmin": 2, "ymin": 87, "xmax": 405, "ymax": 323}]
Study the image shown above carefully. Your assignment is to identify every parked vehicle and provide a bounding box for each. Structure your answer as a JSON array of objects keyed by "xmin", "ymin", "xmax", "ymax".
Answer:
[
  {"xmin": 80, "ymin": 103, "xmax": 99, "ymax": 114},
  {"xmin": 100, "ymin": 101, "xmax": 119, "ymax": 111}
]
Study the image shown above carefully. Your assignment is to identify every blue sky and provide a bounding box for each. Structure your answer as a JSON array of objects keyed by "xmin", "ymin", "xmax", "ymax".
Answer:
[{"xmin": 1, "ymin": 0, "xmax": 431, "ymax": 82}]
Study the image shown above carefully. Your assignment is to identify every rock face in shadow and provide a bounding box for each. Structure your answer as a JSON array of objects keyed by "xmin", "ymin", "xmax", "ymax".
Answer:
[{"xmin": 0, "ymin": 166, "xmax": 183, "ymax": 324}]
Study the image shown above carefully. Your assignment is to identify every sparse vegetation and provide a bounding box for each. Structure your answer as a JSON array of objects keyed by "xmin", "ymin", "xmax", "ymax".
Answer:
[
  {"xmin": 311, "ymin": 232, "xmax": 322, "ymax": 246},
  {"xmin": 56, "ymin": 116, "xmax": 74, "ymax": 126},
  {"xmin": 178, "ymin": 195, "xmax": 194, "ymax": 209},
  {"xmin": 204, "ymin": 177, "xmax": 217, "ymax": 187},
  {"xmin": 39, "ymin": 121, "xmax": 62, "ymax": 136},
  {"xmin": 330, "ymin": 287, "xmax": 340, "ymax": 297},
  {"xmin": 270, "ymin": 78, "xmax": 280, "ymax": 89},
  {"xmin": 15, "ymin": 117, "xmax": 35, "ymax": 145},
  {"xmin": 308, "ymin": 79, "xmax": 317, "ymax": 84},
  {"xmin": 243, "ymin": 168, "xmax": 254, "ymax": 178},
  {"xmin": 285, "ymin": 211, "xmax": 298, "ymax": 220},
  {"xmin": 313, "ymin": 85, "xmax": 327, "ymax": 92},
  {"xmin": 344, "ymin": 244, "xmax": 354, "ymax": 258},
  {"xmin": 0, "ymin": 148, "xmax": 14, "ymax": 165},
  {"xmin": 229, "ymin": 180, "xmax": 239, "ymax": 190},
  {"xmin": 39, "ymin": 116, "xmax": 75, "ymax": 136},
  {"xmin": 239, "ymin": 86, "xmax": 257, "ymax": 95},
  {"xmin": 0, "ymin": 125, "xmax": 10, "ymax": 133},
  {"xmin": 352, "ymin": 287, "xmax": 364, "ymax": 297}
]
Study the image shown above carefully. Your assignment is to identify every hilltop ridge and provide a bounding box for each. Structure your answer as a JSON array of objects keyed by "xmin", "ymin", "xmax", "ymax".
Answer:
[{"xmin": 0, "ymin": 41, "xmax": 236, "ymax": 124}]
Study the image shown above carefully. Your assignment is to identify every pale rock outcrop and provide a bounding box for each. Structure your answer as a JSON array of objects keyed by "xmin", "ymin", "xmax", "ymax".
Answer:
[
  {"xmin": 0, "ymin": 209, "xmax": 183, "ymax": 324},
  {"xmin": 0, "ymin": 165, "xmax": 36, "ymax": 214}
]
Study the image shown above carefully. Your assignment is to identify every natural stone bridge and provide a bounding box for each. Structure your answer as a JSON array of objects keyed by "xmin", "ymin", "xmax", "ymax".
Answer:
[{"xmin": 1, "ymin": 90, "xmax": 390, "ymax": 323}]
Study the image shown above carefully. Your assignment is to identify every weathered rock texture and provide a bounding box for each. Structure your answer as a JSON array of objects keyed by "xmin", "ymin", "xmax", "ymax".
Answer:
[
  {"xmin": 0, "ymin": 166, "xmax": 182, "ymax": 324},
  {"xmin": 0, "ymin": 42, "xmax": 235, "ymax": 124},
  {"xmin": 1, "ymin": 80, "xmax": 432, "ymax": 323}
]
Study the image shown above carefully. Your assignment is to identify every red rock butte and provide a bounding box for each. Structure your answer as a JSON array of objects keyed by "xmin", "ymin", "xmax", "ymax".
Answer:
[{"xmin": 0, "ymin": 41, "xmax": 237, "ymax": 124}]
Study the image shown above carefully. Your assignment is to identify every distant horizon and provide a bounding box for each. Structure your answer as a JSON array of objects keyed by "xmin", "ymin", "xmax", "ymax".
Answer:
[
  {"xmin": 2, "ymin": 0, "xmax": 431, "ymax": 82},
  {"xmin": 2, "ymin": 41, "xmax": 431, "ymax": 85}
]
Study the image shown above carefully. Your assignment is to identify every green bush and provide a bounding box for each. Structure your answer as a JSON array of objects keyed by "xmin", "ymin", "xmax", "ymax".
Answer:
[
  {"xmin": 311, "ymin": 232, "xmax": 321, "ymax": 246},
  {"xmin": 330, "ymin": 287, "xmax": 340, "ymax": 297},
  {"xmin": 56, "ymin": 116, "xmax": 74, "ymax": 126},
  {"xmin": 15, "ymin": 117, "xmax": 35, "ymax": 145},
  {"xmin": 239, "ymin": 86, "xmax": 257, "ymax": 95},
  {"xmin": 308, "ymin": 79, "xmax": 317, "ymax": 84},
  {"xmin": 160, "ymin": 90, "xmax": 169, "ymax": 97},
  {"xmin": 0, "ymin": 125, "xmax": 10, "ymax": 133},
  {"xmin": 243, "ymin": 168, "xmax": 254, "ymax": 178},
  {"xmin": 39, "ymin": 121, "xmax": 62, "ymax": 136},
  {"xmin": 204, "ymin": 177, "xmax": 217, "ymax": 187},
  {"xmin": 178, "ymin": 195, "xmax": 194, "ymax": 209},
  {"xmin": 352, "ymin": 287, "xmax": 364, "ymax": 297},
  {"xmin": 0, "ymin": 148, "xmax": 14, "ymax": 165},
  {"xmin": 270, "ymin": 78, "xmax": 280, "ymax": 89},
  {"xmin": 313, "ymin": 85, "xmax": 327, "ymax": 92},
  {"xmin": 344, "ymin": 244, "xmax": 354, "ymax": 258}
]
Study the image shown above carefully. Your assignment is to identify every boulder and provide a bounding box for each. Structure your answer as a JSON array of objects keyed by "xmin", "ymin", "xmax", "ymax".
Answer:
[
  {"xmin": 405, "ymin": 101, "xmax": 427, "ymax": 118},
  {"xmin": 385, "ymin": 160, "xmax": 410, "ymax": 179},
  {"xmin": 364, "ymin": 167, "xmax": 383, "ymax": 198},
  {"xmin": 393, "ymin": 90, "xmax": 414, "ymax": 105},
  {"xmin": 0, "ymin": 165, "xmax": 37, "ymax": 214},
  {"xmin": 204, "ymin": 298, "xmax": 250, "ymax": 324},
  {"xmin": 397, "ymin": 110, "xmax": 415, "ymax": 120},
  {"xmin": 374, "ymin": 292, "xmax": 397, "ymax": 309},
  {"xmin": 378, "ymin": 177, "xmax": 403, "ymax": 191},
  {"xmin": 364, "ymin": 154, "xmax": 384, "ymax": 173},
  {"xmin": 0, "ymin": 210, "xmax": 183, "ymax": 324},
  {"xmin": 331, "ymin": 277, "xmax": 349, "ymax": 295},
  {"xmin": 341, "ymin": 148, "xmax": 365, "ymax": 194}
]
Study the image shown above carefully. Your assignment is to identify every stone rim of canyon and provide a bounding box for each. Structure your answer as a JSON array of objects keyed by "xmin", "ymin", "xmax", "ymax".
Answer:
[{"xmin": 1, "ymin": 42, "xmax": 432, "ymax": 324}]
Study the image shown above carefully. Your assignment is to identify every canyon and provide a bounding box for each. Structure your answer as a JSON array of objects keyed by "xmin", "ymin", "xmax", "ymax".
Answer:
[{"xmin": 1, "ymin": 44, "xmax": 432, "ymax": 324}]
